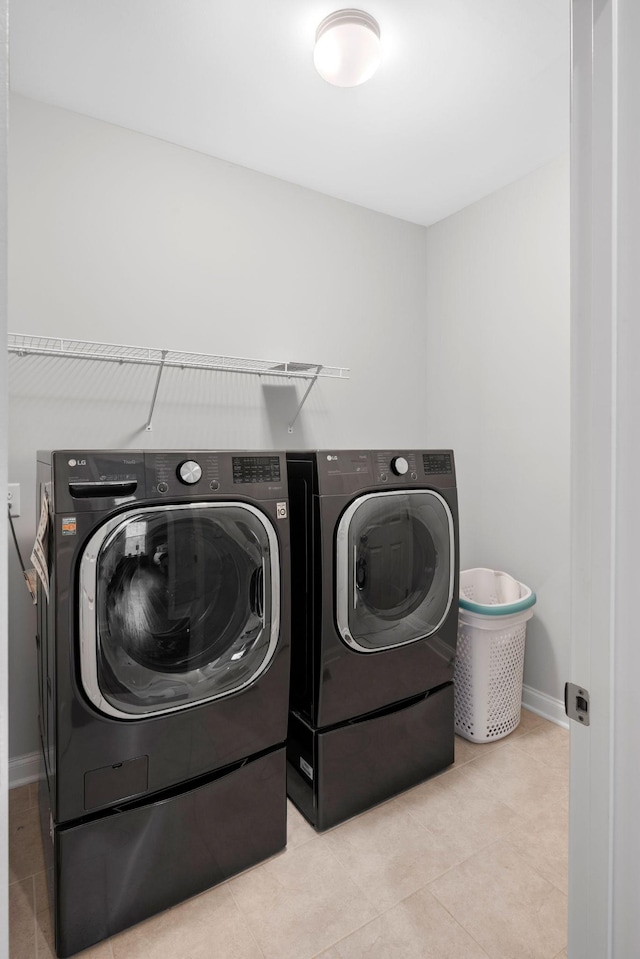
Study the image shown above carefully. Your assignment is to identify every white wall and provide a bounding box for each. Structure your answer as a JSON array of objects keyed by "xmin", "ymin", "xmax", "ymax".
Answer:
[
  {"xmin": 424, "ymin": 155, "xmax": 570, "ymax": 705},
  {"xmin": 7, "ymin": 94, "xmax": 429, "ymax": 760}
]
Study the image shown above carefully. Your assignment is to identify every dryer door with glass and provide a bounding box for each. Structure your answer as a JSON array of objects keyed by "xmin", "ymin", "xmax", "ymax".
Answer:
[
  {"xmin": 336, "ymin": 490, "xmax": 455, "ymax": 652},
  {"xmin": 79, "ymin": 502, "xmax": 280, "ymax": 719}
]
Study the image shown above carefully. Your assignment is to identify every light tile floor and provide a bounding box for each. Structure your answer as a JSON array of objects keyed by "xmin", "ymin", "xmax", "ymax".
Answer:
[{"xmin": 9, "ymin": 710, "xmax": 569, "ymax": 959}]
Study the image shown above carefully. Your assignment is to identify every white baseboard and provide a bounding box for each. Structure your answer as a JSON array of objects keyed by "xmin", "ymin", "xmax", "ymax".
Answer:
[
  {"xmin": 9, "ymin": 751, "xmax": 43, "ymax": 789},
  {"xmin": 522, "ymin": 684, "xmax": 569, "ymax": 728}
]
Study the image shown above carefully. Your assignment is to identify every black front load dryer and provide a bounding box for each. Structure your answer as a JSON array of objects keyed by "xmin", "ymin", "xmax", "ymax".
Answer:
[
  {"xmin": 286, "ymin": 449, "xmax": 459, "ymax": 830},
  {"xmin": 36, "ymin": 450, "xmax": 291, "ymax": 957}
]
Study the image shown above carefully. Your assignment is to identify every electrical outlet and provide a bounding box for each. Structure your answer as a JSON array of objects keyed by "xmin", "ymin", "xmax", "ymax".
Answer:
[{"xmin": 8, "ymin": 483, "xmax": 20, "ymax": 517}]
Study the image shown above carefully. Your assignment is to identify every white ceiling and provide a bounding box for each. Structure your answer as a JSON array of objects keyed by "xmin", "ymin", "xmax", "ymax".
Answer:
[{"xmin": 9, "ymin": 0, "xmax": 569, "ymax": 226}]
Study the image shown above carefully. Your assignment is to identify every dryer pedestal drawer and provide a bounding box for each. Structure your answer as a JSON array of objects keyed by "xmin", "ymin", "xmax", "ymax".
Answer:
[
  {"xmin": 287, "ymin": 684, "xmax": 454, "ymax": 831},
  {"xmin": 52, "ymin": 747, "xmax": 286, "ymax": 958}
]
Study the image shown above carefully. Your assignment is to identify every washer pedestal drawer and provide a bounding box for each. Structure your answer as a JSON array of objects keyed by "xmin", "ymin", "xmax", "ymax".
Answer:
[{"xmin": 49, "ymin": 747, "xmax": 286, "ymax": 958}]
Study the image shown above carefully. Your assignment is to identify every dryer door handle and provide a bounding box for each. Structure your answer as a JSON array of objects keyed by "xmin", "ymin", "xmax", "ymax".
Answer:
[
  {"xmin": 250, "ymin": 560, "xmax": 265, "ymax": 622},
  {"xmin": 354, "ymin": 546, "xmax": 367, "ymax": 606}
]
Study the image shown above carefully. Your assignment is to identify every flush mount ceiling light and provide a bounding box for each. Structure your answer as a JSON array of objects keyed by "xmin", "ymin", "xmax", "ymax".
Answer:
[{"xmin": 313, "ymin": 9, "xmax": 381, "ymax": 87}]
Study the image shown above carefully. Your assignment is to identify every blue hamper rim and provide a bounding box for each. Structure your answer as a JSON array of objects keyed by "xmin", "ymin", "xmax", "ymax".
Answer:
[{"xmin": 459, "ymin": 590, "xmax": 537, "ymax": 617}]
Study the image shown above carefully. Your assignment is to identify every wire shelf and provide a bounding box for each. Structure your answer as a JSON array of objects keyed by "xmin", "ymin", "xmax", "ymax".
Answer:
[
  {"xmin": 7, "ymin": 334, "xmax": 350, "ymax": 380},
  {"xmin": 7, "ymin": 333, "xmax": 350, "ymax": 431}
]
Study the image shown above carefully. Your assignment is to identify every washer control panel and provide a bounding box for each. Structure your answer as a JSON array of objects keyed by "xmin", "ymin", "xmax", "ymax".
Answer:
[
  {"xmin": 374, "ymin": 451, "xmax": 419, "ymax": 483},
  {"xmin": 145, "ymin": 451, "xmax": 286, "ymax": 499}
]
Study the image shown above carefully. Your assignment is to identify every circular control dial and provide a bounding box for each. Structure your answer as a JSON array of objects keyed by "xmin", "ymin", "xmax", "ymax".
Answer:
[
  {"xmin": 177, "ymin": 460, "xmax": 202, "ymax": 485},
  {"xmin": 391, "ymin": 456, "xmax": 409, "ymax": 476}
]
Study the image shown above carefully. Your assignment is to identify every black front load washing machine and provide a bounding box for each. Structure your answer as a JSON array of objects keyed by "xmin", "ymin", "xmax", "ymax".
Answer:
[
  {"xmin": 286, "ymin": 449, "xmax": 459, "ymax": 830},
  {"xmin": 35, "ymin": 450, "xmax": 291, "ymax": 956}
]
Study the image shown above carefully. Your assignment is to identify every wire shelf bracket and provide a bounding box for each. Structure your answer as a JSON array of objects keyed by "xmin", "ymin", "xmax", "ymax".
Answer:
[
  {"xmin": 287, "ymin": 365, "xmax": 322, "ymax": 433},
  {"xmin": 8, "ymin": 333, "xmax": 350, "ymax": 431}
]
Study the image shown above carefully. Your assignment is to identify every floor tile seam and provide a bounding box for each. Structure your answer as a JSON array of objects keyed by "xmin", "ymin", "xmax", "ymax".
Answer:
[
  {"xmin": 224, "ymin": 836, "xmax": 295, "ymax": 892},
  {"xmin": 255, "ymin": 888, "xmax": 380, "ymax": 959},
  {"xmin": 452, "ymin": 751, "xmax": 505, "ymax": 775},
  {"xmin": 499, "ymin": 797, "xmax": 569, "ymax": 838},
  {"xmin": 9, "ymin": 874, "xmax": 36, "ymax": 959},
  {"xmin": 225, "ymin": 841, "xmax": 311, "ymax": 907},
  {"xmin": 29, "ymin": 874, "xmax": 38, "ymax": 959},
  {"xmin": 452, "ymin": 746, "xmax": 503, "ymax": 767},
  {"xmin": 508, "ymin": 733, "xmax": 569, "ymax": 769},
  {"xmin": 494, "ymin": 793, "xmax": 569, "ymax": 820},
  {"xmin": 304, "ymin": 890, "xmax": 493, "ymax": 959},
  {"xmin": 500, "ymin": 837, "xmax": 569, "ymax": 897},
  {"xmin": 13, "ymin": 861, "xmax": 46, "ymax": 884},
  {"xmin": 303, "ymin": 884, "xmax": 475, "ymax": 959},
  {"xmin": 452, "ymin": 754, "xmax": 476, "ymax": 767},
  {"xmin": 433, "ymin": 762, "xmax": 526, "ymax": 808},
  {"xmin": 32, "ymin": 870, "xmax": 51, "ymax": 917},
  {"xmin": 400, "ymin": 815, "xmax": 519, "ymax": 885},
  {"xmin": 477, "ymin": 739, "xmax": 560, "ymax": 771},
  {"xmin": 484, "ymin": 838, "xmax": 571, "ymax": 905},
  {"xmin": 417, "ymin": 885, "xmax": 497, "ymax": 959},
  {"xmin": 286, "ymin": 834, "xmax": 316, "ymax": 852},
  {"xmin": 390, "ymin": 800, "xmax": 459, "ymax": 842},
  {"xmin": 34, "ymin": 906, "xmax": 54, "ymax": 959},
  {"xmin": 454, "ymin": 752, "xmax": 568, "ymax": 802},
  {"xmin": 422, "ymin": 834, "xmax": 525, "ymax": 899},
  {"xmin": 305, "ymin": 913, "xmax": 377, "ymax": 959},
  {"xmin": 421, "ymin": 879, "xmax": 494, "ymax": 957},
  {"xmin": 223, "ymin": 873, "xmax": 271, "ymax": 959},
  {"xmin": 284, "ymin": 839, "xmax": 394, "ymax": 956},
  {"xmin": 385, "ymin": 881, "xmax": 495, "ymax": 957},
  {"xmin": 501, "ymin": 824, "xmax": 569, "ymax": 860},
  {"xmin": 319, "ymin": 802, "xmax": 470, "ymax": 893},
  {"xmin": 195, "ymin": 876, "xmax": 270, "ymax": 954},
  {"xmin": 398, "ymin": 801, "xmax": 495, "ymax": 859},
  {"xmin": 313, "ymin": 837, "xmax": 385, "ymax": 917}
]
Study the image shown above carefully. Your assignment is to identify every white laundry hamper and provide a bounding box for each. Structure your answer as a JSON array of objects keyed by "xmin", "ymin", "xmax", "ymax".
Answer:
[{"xmin": 454, "ymin": 568, "xmax": 536, "ymax": 743}]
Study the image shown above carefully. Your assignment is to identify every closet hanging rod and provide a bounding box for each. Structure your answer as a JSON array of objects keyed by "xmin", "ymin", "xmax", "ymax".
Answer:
[{"xmin": 7, "ymin": 334, "xmax": 350, "ymax": 380}]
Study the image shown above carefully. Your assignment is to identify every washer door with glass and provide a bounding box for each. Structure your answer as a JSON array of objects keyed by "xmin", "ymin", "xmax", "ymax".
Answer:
[
  {"xmin": 79, "ymin": 503, "xmax": 280, "ymax": 719},
  {"xmin": 336, "ymin": 490, "xmax": 454, "ymax": 652}
]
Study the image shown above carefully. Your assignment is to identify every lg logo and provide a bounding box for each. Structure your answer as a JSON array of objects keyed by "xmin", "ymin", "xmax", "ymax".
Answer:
[
  {"xmin": 68, "ymin": 458, "xmax": 87, "ymax": 467},
  {"xmin": 326, "ymin": 454, "xmax": 338, "ymax": 461}
]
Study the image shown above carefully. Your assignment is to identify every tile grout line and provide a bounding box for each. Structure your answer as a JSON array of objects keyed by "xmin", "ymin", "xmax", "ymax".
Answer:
[
  {"xmin": 30, "ymin": 874, "xmax": 37, "ymax": 959},
  {"xmin": 500, "ymin": 835, "xmax": 569, "ymax": 898},
  {"xmin": 224, "ymin": 873, "xmax": 268, "ymax": 959},
  {"xmin": 426, "ymin": 838, "xmax": 568, "ymax": 959}
]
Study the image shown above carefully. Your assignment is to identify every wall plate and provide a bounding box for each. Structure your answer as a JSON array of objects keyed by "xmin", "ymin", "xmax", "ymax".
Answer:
[{"xmin": 8, "ymin": 483, "xmax": 20, "ymax": 517}]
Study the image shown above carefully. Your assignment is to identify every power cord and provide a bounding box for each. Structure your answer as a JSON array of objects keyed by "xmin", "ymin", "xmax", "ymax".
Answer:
[
  {"xmin": 8, "ymin": 506, "xmax": 37, "ymax": 603},
  {"xmin": 7, "ymin": 505, "xmax": 28, "ymax": 575}
]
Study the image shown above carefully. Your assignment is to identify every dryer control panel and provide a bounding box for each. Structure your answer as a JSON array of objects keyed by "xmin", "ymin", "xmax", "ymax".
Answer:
[{"xmin": 307, "ymin": 449, "xmax": 456, "ymax": 495}]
